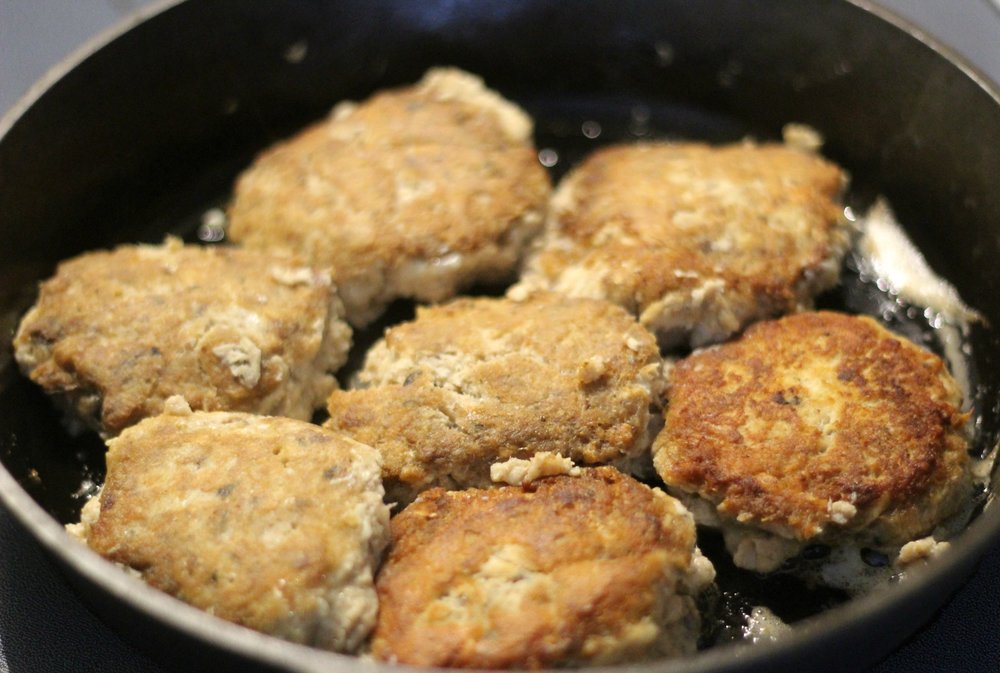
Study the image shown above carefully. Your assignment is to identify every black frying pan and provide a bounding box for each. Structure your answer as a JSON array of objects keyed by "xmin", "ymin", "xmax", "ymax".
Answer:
[{"xmin": 1, "ymin": 1, "xmax": 999, "ymax": 672}]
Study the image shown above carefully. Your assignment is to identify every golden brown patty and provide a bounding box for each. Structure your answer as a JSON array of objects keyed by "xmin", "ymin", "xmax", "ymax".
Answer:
[
  {"xmin": 653, "ymin": 311, "xmax": 971, "ymax": 572},
  {"xmin": 324, "ymin": 293, "xmax": 664, "ymax": 504},
  {"xmin": 74, "ymin": 405, "xmax": 390, "ymax": 653},
  {"xmin": 227, "ymin": 67, "xmax": 551, "ymax": 327},
  {"xmin": 12, "ymin": 238, "xmax": 351, "ymax": 436},
  {"xmin": 512, "ymin": 142, "xmax": 850, "ymax": 347},
  {"xmin": 370, "ymin": 467, "xmax": 715, "ymax": 668}
]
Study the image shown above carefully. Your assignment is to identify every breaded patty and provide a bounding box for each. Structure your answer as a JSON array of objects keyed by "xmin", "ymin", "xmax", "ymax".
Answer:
[
  {"xmin": 71, "ymin": 402, "xmax": 390, "ymax": 652},
  {"xmin": 512, "ymin": 141, "xmax": 850, "ymax": 348},
  {"xmin": 370, "ymin": 466, "xmax": 715, "ymax": 668},
  {"xmin": 12, "ymin": 238, "xmax": 351, "ymax": 436},
  {"xmin": 227, "ymin": 67, "xmax": 551, "ymax": 327},
  {"xmin": 653, "ymin": 311, "xmax": 971, "ymax": 572},
  {"xmin": 324, "ymin": 293, "xmax": 664, "ymax": 504}
]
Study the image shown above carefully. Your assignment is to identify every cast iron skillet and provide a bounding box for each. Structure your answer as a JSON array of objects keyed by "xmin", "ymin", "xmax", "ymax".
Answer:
[{"xmin": 1, "ymin": 1, "xmax": 999, "ymax": 671}]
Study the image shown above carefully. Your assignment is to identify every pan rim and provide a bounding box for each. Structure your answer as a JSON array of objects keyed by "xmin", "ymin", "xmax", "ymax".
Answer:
[
  {"xmin": 2, "ymin": 1, "xmax": 997, "ymax": 138},
  {"xmin": 0, "ymin": 0, "xmax": 184, "ymax": 141}
]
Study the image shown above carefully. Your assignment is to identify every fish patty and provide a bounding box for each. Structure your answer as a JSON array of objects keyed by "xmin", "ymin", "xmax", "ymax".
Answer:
[
  {"xmin": 370, "ymin": 467, "xmax": 715, "ymax": 668},
  {"xmin": 13, "ymin": 237, "xmax": 351, "ymax": 436},
  {"xmin": 71, "ymin": 403, "xmax": 390, "ymax": 652},
  {"xmin": 512, "ymin": 141, "xmax": 850, "ymax": 348},
  {"xmin": 228, "ymin": 67, "xmax": 551, "ymax": 327},
  {"xmin": 653, "ymin": 311, "xmax": 971, "ymax": 572},
  {"xmin": 324, "ymin": 293, "xmax": 665, "ymax": 505}
]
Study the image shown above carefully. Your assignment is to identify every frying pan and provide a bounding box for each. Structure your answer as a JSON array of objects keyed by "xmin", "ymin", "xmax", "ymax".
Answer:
[{"xmin": 1, "ymin": 0, "xmax": 999, "ymax": 671}]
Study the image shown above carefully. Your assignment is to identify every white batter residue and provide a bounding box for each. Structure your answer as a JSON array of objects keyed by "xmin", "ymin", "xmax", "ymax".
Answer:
[
  {"xmin": 814, "ymin": 546, "xmax": 895, "ymax": 596},
  {"xmin": 743, "ymin": 605, "xmax": 792, "ymax": 644},
  {"xmin": 855, "ymin": 198, "xmax": 983, "ymax": 416},
  {"xmin": 857, "ymin": 199, "xmax": 981, "ymax": 325}
]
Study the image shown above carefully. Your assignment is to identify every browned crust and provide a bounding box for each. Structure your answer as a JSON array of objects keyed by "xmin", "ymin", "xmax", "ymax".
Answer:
[
  {"xmin": 371, "ymin": 467, "xmax": 703, "ymax": 668},
  {"xmin": 653, "ymin": 311, "xmax": 971, "ymax": 545},
  {"xmin": 227, "ymin": 69, "xmax": 551, "ymax": 325},
  {"xmin": 229, "ymin": 138, "xmax": 547, "ymax": 269},
  {"xmin": 84, "ymin": 411, "xmax": 388, "ymax": 651},
  {"xmin": 518, "ymin": 142, "xmax": 849, "ymax": 343},
  {"xmin": 324, "ymin": 294, "xmax": 663, "ymax": 503},
  {"xmin": 12, "ymin": 240, "xmax": 349, "ymax": 436}
]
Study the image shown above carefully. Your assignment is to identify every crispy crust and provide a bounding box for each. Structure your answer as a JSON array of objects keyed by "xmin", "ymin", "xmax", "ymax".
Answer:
[
  {"xmin": 371, "ymin": 467, "xmax": 713, "ymax": 668},
  {"xmin": 513, "ymin": 142, "xmax": 850, "ymax": 347},
  {"xmin": 81, "ymin": 410, "xmax": 390, "ymax": 652},
  {"xmin": 324, "ymin": 293, "xmax": 665, "ymax": 504},
  {"xmin": 227, "ymin": 67, "xmax": 551, "ymax": 326},
  {"xmin": 653, "ymin": 311, "xmax": 971, "ymax": 552},
  {"xmin": 12, "ymin": 238, "xmax": 350, "ymax": 436}
]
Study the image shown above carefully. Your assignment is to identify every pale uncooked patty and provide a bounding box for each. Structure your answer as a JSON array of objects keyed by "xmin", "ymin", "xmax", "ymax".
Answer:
[
  {"xmin": 227, "ymin": 67, "xmax": 551, "ymax": 327},
  {"xmin": 74, "ymin": 406, "xmax": 390, "ymax": 653},
  {"xmin": 512, "ymin": 141, "xmax": 850, "ymax": 348},
  {"xmin": 371, "ymin": 467, "xmax": 715, "ymax": 668},
  {"xmin": 13, "ymin": 237, "xmax": 351, "ymax": 436},
  {"xmin": 324, "ymin": 293, "xmax": 665, "ymax": 504},
  {"xmin": 653, "ymin": 311, "xmax": 971, "ymax": 572}
]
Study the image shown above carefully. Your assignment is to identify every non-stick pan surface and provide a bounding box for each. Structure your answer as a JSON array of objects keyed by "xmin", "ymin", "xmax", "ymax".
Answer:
[{"xmin": 1, "ymin": 1, "xmax": 999, "ymax": 672}]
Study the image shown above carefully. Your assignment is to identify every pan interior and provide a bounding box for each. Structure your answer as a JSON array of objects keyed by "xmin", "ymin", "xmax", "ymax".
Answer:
[
  {"xmin": 0, "ymin": 92, "xmax": 993, "ymax": 644},
  {"xmin": 0, "ymin": 0, "xmax": 998, "ymax": 670}
]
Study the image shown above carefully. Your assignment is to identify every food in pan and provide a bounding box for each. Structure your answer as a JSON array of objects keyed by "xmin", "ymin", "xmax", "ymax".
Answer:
[
  {"xmin": 19, "ymin": 60, "xmax": 985, "ymax": 669},
  {"xmin": 652, "ymin": 311, "xmax": 972, "ymax": 573},
  {"xmin": 511, "ymin": 140, "xmax": 851, "ymax": 348},
  {"xmin": 227, "ymin": 67, "xmax": 551, "ymax": 327},
  {"xmin": 12, "ymin": 237, "xmax": 351, "ymax": 437},
  {"xmin": 370, "ymin": 464, "xmax": 715, "ymax": 668},
  {"xmin": 68, "ymin": 401, "xmax": 390, "ymax": 653},
  {"xmin": 324, "ymin": 292, "xmax": 664, "ymax": 505}
]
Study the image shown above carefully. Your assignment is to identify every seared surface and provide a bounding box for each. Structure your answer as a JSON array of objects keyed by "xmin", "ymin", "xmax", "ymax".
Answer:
[
  {"xmin": 325, "ymin": 293, "xmax": 664, "ymax": 504},
  {"xmin": 77, "ymin": 407, "xmax": 389, "ymax": 653},
  {"xmin": 513, "ymin": 142, "xmax": 849, "ymax": 347},
  {"xmin": 228, "ymin": 67, "xmax": 551, "ymax": 326},
  {"xmin": 13, "ymin": 238, "xmax": 350, "ymax": 436},
  {"xmin": 371, "ymin": 467, "xmax": 714, "ymax": 668},
  {"xmin": 653, "ymin": 311, "xmax": 970, "ymax": 570}
]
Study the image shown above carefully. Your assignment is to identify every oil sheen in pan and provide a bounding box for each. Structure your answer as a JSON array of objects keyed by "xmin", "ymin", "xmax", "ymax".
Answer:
[{"xmin": 0, "ymin": 99, "xmax": 991, "ymax": 652}]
